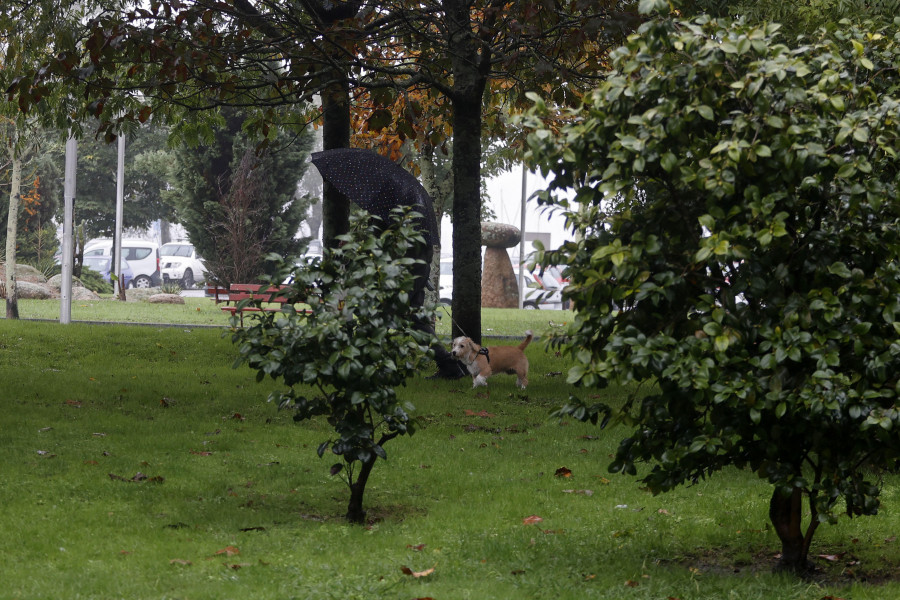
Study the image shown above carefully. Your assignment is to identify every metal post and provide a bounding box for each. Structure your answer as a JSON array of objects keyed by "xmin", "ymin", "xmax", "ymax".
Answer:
[
  {"xmin": 114, "ymin": 134, "xmax": 125, "ymax": 297},
  {"xmin": 518, "ymin": 164, "xmax": 527, "ymax": 309},
  {"xmin": 60, "ymin": 136, "xmax": 77, "ymax": 324}
]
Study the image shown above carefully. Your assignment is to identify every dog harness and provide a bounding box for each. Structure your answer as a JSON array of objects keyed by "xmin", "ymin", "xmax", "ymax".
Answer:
[{"xmin": 478, "ymin": 347, "xmax": 490, "ymax": 363}]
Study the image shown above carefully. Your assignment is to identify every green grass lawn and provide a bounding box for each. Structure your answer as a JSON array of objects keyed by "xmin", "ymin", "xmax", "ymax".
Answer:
[
  {"xmin": 1, "ymin": 309, "xmax": 899, "ymax": 599},
  {"xmin": 0, "ymin": 297, "xmax": 570, "ymax": 338}
]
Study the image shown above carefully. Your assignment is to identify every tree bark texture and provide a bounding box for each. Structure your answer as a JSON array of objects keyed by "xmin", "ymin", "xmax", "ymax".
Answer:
[
  {"xmin": 5, "ymin": 153, "xmax": 21, "ymax": 320},
  {"xmin": 345, "ymin": 456, "xmax": 376, "ymax": 524},
  {"xmin": 321, "ymin": 77, "xmax": 351, "ymax": 249},
  {"xmin": 769, "ymin": 487, "xmax": 816, "ymax": 574},
  {"xmin": 446, "ymin": 0, "xmax": 488, "ymax": 344}
]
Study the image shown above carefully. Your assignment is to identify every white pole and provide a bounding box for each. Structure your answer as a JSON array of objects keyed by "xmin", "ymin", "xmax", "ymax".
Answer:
[
  {"xmin": 518, "ymin": 164, "xmax": 527, "ymax": 310},
  {"xmin": 60, "ymin": 136, "xmax": 77, "ymax": 324},
  {"xmin": 114, "ymin": 134, "xmax": 125, "ymax": 297}
]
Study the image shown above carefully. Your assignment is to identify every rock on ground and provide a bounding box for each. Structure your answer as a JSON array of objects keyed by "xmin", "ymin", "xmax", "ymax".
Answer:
[{"xmin": 148, "ymin": 293, "xmax": 185, "ymax": 304}]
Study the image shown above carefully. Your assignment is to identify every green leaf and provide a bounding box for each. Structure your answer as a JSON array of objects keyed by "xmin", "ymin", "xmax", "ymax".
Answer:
[
  {"xmin": 697, "ymin": 105, "xmax": 714, "ymax": 120},
  {"xmin": 638, "ymin": 0, "xmax": 669, "ymax": 14},
  {"xmin": 660, "ymin": 152, "xmax": 678, "ymax": 172}
]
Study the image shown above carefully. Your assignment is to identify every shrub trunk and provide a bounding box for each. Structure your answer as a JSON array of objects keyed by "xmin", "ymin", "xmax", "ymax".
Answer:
[
  {"xmin": 345, "ymin": 456, "xmax": 377, "ymax": 524},
  {"xmin": 769, "ymin": 487, "xmax": 818, "ymax": 574}
]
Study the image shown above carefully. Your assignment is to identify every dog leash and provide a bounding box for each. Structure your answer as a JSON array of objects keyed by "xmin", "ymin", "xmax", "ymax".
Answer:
[{"xmin": 438, "ymin": 303, "xmax": 490, "ymax": 363}]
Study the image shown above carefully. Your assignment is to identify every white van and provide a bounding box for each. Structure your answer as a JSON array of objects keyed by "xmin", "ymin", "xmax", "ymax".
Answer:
[{"xmin": 83, "ymin": 239, "xmax": 160, "ymax": 288}]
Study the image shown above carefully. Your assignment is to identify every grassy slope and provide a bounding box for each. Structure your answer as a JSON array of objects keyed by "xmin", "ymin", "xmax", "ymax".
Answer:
[{"xmin": 0, "ymin": 318, "xmax": 899, "ymax": 599}]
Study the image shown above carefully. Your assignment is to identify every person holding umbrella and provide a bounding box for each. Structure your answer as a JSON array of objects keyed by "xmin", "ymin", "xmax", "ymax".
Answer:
[{"xmin": 311, "ymin": 148, "xmax": 467, "ymax": 379}]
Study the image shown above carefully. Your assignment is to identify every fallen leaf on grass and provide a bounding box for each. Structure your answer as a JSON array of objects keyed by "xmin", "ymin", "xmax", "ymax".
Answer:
[
  {"xmin": 407, "ymin": 544, "xmax": 426, "ymax": 551},
  {"xmin": 190, "ymin": 450, "xmax": 213, "ymax": 456},
  {"xmin": 522, "ymin": 515, "xmax": 544, "ymax": 525},
  {"xmin": 231, "ymin": 413, "xmax": 245, "ymax": 421},
  {"xmin": 215, "ymin": 546, "xmax": 240, "ymax": 557},
  {"xmin": 624, "ymin": 580, "xmax": 639, "ymax": 587},
  {"xmin": 400, "ymin": 564, "xmax": 436, "ymax": 578},
  {"xmin": 226, "ymin": 563, "xmax": 251, "ymax": 570},
  {"xmin": 464, "ymin": 409, "xmax": 496, "ymax": 418},
  {"xmin": 170, "ymin": 559, "xmax": 192, "ymax": 566},
  {"xmin": 554, "ymin": 467, "xmax": 572, "ymax": 478},
  {"xmin": 818, "ymin": 554, "xmax": 843, "ymax": 562},
  {"xmin": 38, "ymin": 427, "xmax": 53, "ymax": 433},
  {"xmin": 65, "ymin": 400, "xmax": 82, "ymax": 407},
  {"xmin": 108, "ymin": 472, "xmax": 164, "ymax": 483},
  {"xmin": 561, "ymin": 489, "xmax": 594, "ymax": 496},
  {"xmin": 36, "ymin": 450, "xmax": 56, "ymax": 458}
]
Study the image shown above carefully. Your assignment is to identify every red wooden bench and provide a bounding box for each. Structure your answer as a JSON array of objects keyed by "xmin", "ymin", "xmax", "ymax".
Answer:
[
  {"xmin": 205, "ymin": 283, "xmax": 229, "ymax": 304},
  {"xmin": 221, "ymin": 283, "xmax": 299, "ymax": 326}
]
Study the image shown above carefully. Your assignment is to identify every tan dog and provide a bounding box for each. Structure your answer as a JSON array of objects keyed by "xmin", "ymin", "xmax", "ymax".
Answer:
[{"xmin": 450, "ymin": 331, "xmax": 533, "ymax": 389}]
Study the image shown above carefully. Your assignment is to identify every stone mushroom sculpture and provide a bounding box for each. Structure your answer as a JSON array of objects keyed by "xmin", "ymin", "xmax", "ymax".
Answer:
[{"xmin": 481, "ymin": 222, "xmax": 521, "ymax": 308}]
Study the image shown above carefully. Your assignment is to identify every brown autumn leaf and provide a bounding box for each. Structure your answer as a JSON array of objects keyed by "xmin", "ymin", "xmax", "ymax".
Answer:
[
  {"xmin": 522, "ymin": 515, "xmax": 544, "ymax": 525},
  {"xmin": 400, "ymin": 564, "xmax": 436, "ymax": 578},
  {"xmin": 231, "ymin": 413, "xmax": 245, "ymax": 421},
  {"xmin": 625, "ymin": 579, "xmax": 639, "ymax": 587},
  {"xmin": 170, "ymin": 559, "xmax": 192, "ymax": 566},
  {"xmin": 190, "ymin": 450, "xmax": 213, "ymax": 456},
  {"xmin": 554, "ymin": 467, "xmax": 573, "ymax": 478},
  {"xmin": 407, "ymin": 544, "xmax": 426, "ymax": 551},
  {"xmin": 215, "ymin": 546, "xmax": 240, "ymax": 557},
  {"xmin": 464, "ymin": 409, "xmax": 496, "ymax": 418},
  {"xmin": 65, "ymin": 399, "xmax": 82, "ymax": 407}
]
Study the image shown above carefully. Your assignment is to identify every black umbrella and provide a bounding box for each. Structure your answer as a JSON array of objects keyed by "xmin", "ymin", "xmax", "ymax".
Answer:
[
  {"xmin": 310, "ymin": 148, "xmax": 438, "ymax": 247},
  {"xmin": 311, "ymin": 147, "xmax": 468, "ymax": 379}
]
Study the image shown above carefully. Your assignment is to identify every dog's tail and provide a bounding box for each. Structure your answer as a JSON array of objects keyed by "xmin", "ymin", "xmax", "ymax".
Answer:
[{"xmin": 518, "ymin": 330, "xmax": 534, "ymax": 351}]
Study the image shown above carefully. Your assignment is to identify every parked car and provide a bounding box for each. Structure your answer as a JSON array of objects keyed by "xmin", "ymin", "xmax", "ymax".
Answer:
[
  {"xmin": 83, "ymin": 239, "xmax": 160, "ymax": 288},
  {"xmin": 160, "ymin": 242, "xmax": 207, "ymax": 289},
  {"xmin": 82, "ymin": 256, "xmax": 134, "ymax": 288}
]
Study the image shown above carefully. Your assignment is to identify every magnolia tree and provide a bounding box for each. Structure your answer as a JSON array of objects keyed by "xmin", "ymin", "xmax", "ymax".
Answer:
[
  {"xmin": 524, "ymin": 7, "xmax": 900, "ymax": 574},
  {"xmin": 231, "ymin": 208, "xmax": 436, "ymax": 524}
]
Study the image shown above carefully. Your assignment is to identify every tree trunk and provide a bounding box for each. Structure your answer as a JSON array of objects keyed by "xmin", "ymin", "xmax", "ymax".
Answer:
[
  {"xmin": 446, "ymin": 0, "xmax": 489, "ymax": 344},
  {"xmin": 321, "ymin": 76, "xmax": 351, "ymax": 249},
  {"xmin": 769, "ymin": 487, "xmax": 817, "ymax": 574},
  {"xmin": 5, "ymin": 153, "xmax": 22, "ymax": 320},
  {"xmin": 345, "ymin": 456, "xmax": 377, "ymax": 524}
]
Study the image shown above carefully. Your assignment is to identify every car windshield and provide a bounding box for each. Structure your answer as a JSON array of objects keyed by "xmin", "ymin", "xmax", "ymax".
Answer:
[{"xmin": 161, "ymin": 244, "xmax": 193, "ymax": 257}]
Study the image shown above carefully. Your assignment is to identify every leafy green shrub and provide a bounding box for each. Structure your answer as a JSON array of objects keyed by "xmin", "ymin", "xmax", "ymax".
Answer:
[
  {"xmin": 78, "ymin": 267, "xmax": 112, "ymax": 294},
  {"xmin": 231, "ymin": 208, "xmax": 437, "ymax": 523},
  {"xmin": 160, "ymin": 281, "xmax": 183, "ymax": 295},
  {"xmin": 526, "ymin": 9, "xmax": 900, "ymax": 574}
]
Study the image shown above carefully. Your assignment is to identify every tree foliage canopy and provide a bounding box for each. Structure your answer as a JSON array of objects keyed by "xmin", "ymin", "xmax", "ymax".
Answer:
[
  {"xmin": 168, "ymin": 108, "xmax": 314, "ymax": 285},
  {"xmin": 525, "ymin": 10, "xmax": 900, "ymax": 572}
]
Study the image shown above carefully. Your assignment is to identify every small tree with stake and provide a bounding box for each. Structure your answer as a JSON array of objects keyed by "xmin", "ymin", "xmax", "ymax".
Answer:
[
  {"xmin": 231, "ymin": 207, "xmax": 436, "ymax": 524},
  {"xmin": 525, "ymin": 5, "xmax": 900, "ymax": 575}
]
